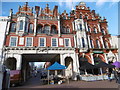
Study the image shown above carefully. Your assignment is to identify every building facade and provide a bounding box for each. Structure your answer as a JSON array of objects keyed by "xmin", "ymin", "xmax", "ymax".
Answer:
[{"xmin": 0, "ymin": 2, "xmax": 118, "ymax": 80}]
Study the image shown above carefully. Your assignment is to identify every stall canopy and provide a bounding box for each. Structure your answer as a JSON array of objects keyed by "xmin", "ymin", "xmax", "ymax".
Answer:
[
  {"xmin": 112, "ymin": 61, "xmax": 120, "ymax": 68},
  {"xmin": 79, "ymin": 62, "xmax": 98, "ymax": 70},
  {"xmin": 95, "ymin": 61, "xmax": 115, "ymax": 68},
  {"xmin": 47, "ymin": 62, "xmax": 66, "ymax": 70}
]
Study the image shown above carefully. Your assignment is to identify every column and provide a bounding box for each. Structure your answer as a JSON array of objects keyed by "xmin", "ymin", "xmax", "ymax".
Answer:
[
  {"xmin": 100, "ymin": 36, "xmax": 105, "ymax": 48},
  {"xmin": 60, "ymin": 54, "xmax": 64, "ymax": 65},
  {"xmin": 97, "ymin": 24, "xmax": 101, "ymax": 32},
  {"xmin": 58, "ymin": 15, "xmax": 61, "ymax": 37},
  {"xmin": 75, "ymin": 53, "xmax": 80, "ymax": 74},
  {"xmin": 88, "ymin": 35, "xmax": 91, "ymax": 48},
  {"xmin": 90, "ymin": 53, "xmax": 94, "ymax": 65},
  {"xmin": 72, "ymin": 22, "xmax": 75, "ymax": 31},
  {"xmin": 104, "ymin": 53, "xmax": 108, "ymax": 64},
  {"xmin": 14, "ymin": 54, "xmax": 22, "ymax": 70},
  {"xmin": 6, "ymin": 22, "xmax": 11, "ymax": 35},
  {"xmin": 34, "ymin": 14, "xmax": 37, "ymax": 36},
  {"xmin": 74, "ymin": 35, "xmax": 77, "ymax": 48}
]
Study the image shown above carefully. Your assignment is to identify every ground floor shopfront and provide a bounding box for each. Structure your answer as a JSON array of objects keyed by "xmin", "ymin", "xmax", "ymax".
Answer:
[{"xmin": 1, "ymin": 47, "xmax": 118, "ymax": 81}]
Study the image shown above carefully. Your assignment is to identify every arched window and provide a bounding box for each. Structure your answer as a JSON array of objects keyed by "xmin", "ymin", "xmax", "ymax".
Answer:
[
  {"xmin": 19, "ymin": 20, "xmax": 23, "ymax": 30},
  {"xmin": 44, "ymin": 25, "xmax": 50, "ymax": 34},
  {"xmin": 10, "ymin": 23, "xmax": 16, "ymax": 32},
  {"xmin": 29, "ymin": 24, "xmax": 33, "ymax": 33},
  {"xmin": 85, "ymin": 15, "xmax": 88, "ymax": 19},
  {"xmin": 88, "ymin": 26, "xmax": 90, "ymax": 32},
  {"xmin": 62, "ymin": 26, "xmax": 66, "ymax": 34},
  {"xmin": 51, "ymin": 25, "xmax": 57, "ymax": 34},
  {"xmin": 37, "ymin": 24, "xmax": 43, "ymax": 34},
  {"xmin": 104, "ymin": 41, "xmax": 109, "ymax": 48},
  {"xmin": 82, "ymin": 37, "xmax": 85, "ymax": 48}
]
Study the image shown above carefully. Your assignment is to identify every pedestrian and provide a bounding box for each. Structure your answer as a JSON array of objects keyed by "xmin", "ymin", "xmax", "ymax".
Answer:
[
  {"xmin": 112, "ymin": 68, "xmax": 118, "ymax": 83},
  {"xmin": 107, "ymin": 68, "xmax": 112, "ymax": 82},
  {"xmin": 117, "ymin": 69, "xmax": 120, "ymax": 84}
]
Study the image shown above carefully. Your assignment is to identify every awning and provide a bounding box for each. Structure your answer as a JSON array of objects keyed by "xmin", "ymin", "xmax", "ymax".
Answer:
[{"xmin": 47, "ymin": 62, "xmax": 66, "ymax": 70}]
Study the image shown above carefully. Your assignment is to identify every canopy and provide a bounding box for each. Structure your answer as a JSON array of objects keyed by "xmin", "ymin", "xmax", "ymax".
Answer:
[
  {"xmin": 47, "ymin": 62, "xmax": 66, "ymax": 70},
  {"xmin": 79, "ymin": 62, "xmax": 98, "ymax": 70},
  {"xmin": 95, "ymin": 62, "xmax": 115, "ymax": 68},
  {"xmin": 112, "ymin": 61, "xmax": 120, "ymax": 68}
]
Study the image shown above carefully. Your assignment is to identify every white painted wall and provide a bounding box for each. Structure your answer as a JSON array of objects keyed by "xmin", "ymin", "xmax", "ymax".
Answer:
[
  {"xmin": 0, "ymin": 17, "xmax": 8, "ymax": 64},
  {"xmin": 111, "ymin": 36, "xmax": 118, "ymax": 48}
]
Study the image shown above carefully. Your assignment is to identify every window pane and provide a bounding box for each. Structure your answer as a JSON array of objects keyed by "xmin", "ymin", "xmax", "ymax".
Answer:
[
  {"xmin": 82, "ymin": 38, "xmax": 85, "ymax": 48},
  {"xmin": 52, "ymin": 38, "xmax": 57, "ymax": 46},
  {"xmin": 19, "ymin": 20, "xmax": 23, "ymax": 30},
  {"xmin": 65, "ymin": 39, "xmax": 69, "ymax": 47},
  {"xmin": 10, "ymin": 37, "xmax": 17, "ymax": 46},
  {"xmin": 29, "ymin": 24, "xmax": 33, "ymax": 33},
  {"xmin": 11, "ymin": 23, "xmax": 16, "ymax": 32},
  {"xmin": 44, "ymin": 25, "xmax": 50, "ymax": 34},
  {"xmin": 26, "ymin": 38, "xmax": 32, "ymax": 46},
  {"xmin": 40, "ymin": 38, "xmax": 45, "ymax": 46},
  {"xmin": 25, "ymin": 22, "xmax": 28, "ymax": 32}
]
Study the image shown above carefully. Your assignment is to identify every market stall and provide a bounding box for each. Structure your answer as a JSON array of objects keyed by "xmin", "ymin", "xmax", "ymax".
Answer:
[{"xmin": 47, "ymin": 62, "xmax": 67, "ymax": 84}]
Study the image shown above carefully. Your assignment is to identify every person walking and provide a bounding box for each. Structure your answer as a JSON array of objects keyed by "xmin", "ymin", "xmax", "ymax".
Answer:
[
  {"xmin": 117, "ymin": 69, "xmax": 120, "ymax": 84},
  {"xmin": 112, "ymin": 68, "xmax": 118, "ymax": 83}
]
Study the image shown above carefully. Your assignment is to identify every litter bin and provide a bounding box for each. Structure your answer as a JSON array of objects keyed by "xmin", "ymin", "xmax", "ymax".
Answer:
[{"xmin": 0, "ymin": 65, "xmax": 10, "ymax": 90}]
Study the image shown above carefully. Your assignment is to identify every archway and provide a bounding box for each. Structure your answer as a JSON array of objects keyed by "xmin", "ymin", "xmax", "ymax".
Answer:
[
  {"xmin": 65, "ymin": 57, "xmax": 73, "ymax": 78},
  {"xmin": 4, "ymin": 57, "xmax": 17, "ymax": 70}
]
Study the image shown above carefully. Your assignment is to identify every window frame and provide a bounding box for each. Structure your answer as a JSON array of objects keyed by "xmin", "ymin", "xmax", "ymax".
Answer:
[
  {"xmin": 9, "ymin": 36, "xmax": 18, "ymax": 47},
  {"xmin": 39, "ymin": 37, "xmax": 46, "ymax": 47},
  {"xmin": 51, "ymin": 38, "xmax": 58, "ymax": 47},
  {"xmin": 64, "ymin": 38, "xmax": 71, "ymax": 47},
  {"xmin": 25, "ymin": 37, "xmax": 33, "ymax": 47}
]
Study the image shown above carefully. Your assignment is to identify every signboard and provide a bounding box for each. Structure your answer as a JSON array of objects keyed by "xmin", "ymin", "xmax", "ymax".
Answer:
[{"xmin": 93, "ymin": 51, "xmax": 104, "ymax": 54}]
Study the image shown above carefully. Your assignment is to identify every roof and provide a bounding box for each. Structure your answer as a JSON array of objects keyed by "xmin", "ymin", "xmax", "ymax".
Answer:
[{"xmin": 47, "ymin": 62, "xmax": 66, "ymax": 70}]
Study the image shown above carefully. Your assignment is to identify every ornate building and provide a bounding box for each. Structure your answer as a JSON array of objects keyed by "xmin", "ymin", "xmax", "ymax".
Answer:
[{"xmin": 0, "ymin": 2, "xmax": 118, "ymax": 81}]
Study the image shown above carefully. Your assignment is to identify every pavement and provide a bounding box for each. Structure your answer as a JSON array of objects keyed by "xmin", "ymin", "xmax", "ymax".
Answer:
[{"xmin": 9, "ymin": 72, "xmax": 120, "ymax": 89}]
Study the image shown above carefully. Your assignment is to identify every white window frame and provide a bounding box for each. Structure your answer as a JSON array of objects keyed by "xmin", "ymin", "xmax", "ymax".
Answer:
[
  {"xmin": 39, "ymin": 37, "xmax": 46, "ymax": 47},
  {"xmin": 51, "ymin": 38, "xmax": 58, "ymax": 47},
  {"xmin": 25, "ymin": 37, "xmax": 33, "ymax": 47},
  {"xmin": 9, "ymin": 36, "xmax": 18, "ymax": 47},
  {"xmin": 64, "ymin": 38, "xmax": 71, "ymax": 47}
]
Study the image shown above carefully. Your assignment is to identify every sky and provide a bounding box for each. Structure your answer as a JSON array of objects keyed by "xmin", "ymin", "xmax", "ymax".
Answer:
[{"xmin": 1, "ymin": 1, "xmax": 118, "ymax": 36}]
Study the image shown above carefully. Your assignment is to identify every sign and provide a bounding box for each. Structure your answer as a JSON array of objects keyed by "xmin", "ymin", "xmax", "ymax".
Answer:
[{"xmin": 93, "ymin": 51, "xmax": 104, "ymax": 54}]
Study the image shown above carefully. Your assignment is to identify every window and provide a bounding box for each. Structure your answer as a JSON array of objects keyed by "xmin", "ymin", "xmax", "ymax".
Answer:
[
  {"xmin": 90, "ymin": 39, "xmax": 93, "ymax": 48},
  {"xmin": 51, "ymin": 25, "xmax": 57, "ymax": 34},
  {"xmin": 37, "ymin": 25, "xmax": 43, "ymax": 34},
  {"xmin": 10, "ymin": 23, "xmax": 16, "ymax": 32},
  {"xmin": 93, "ymin": 28, "xmax": 97, "ymax": 33},
  {"xmin": 10, "ymin": 37, "xmax": 17, "ymax": 46},
  {"xmin": 44, "ymin": 25, "xmax": 50, "ymax": 34},
  {"xmin": 88, "ymin": 26, "xmax": 90, "ymax": 32},
  {"xmin": 80, "ymin": 24, "xmax": 82, "ymax": 30},
  {"xmin": 82, "ymin": 37, "xmax": 85, "ymax": 48},
  {"xmin": 19, "ymin": 20, "xmax": 23, "ymax": 30},
  {"xmin": 52, "ymin": 38, "xmax": 58, "ymax": 47},
  {"xmin": 29, "ymin": 24, "xmax": 33, "ymax": 33},
  {"xmin": 39, "ymin": 38, "xmax": 46, "ymax": 47},
  {"xmin": 25, "ymin": 22, "xmax": 28, "ymax": 32},
  {"xmin": 96, "ymin": 40, "xmax": 100, "ymax": 48},
  {"xmin": 80, "ymin": 14, "xmax": 82, "ymax": 19},
  {"xmin": 66, "ymin": 27, "xmax": 70, "ymax": 33},
  {"xmin": 64, "ymin": 38, "xmax": 71, "ymax": 47},
  {"xmin": 101, "ymin": 29, "xmax": 105, "ymax": 35},
  {"xmin": 26, "ymin": 37, "xmax": 33, "ymax": 46}
]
